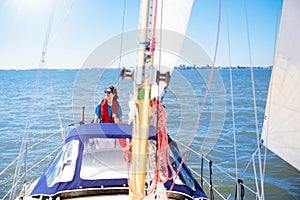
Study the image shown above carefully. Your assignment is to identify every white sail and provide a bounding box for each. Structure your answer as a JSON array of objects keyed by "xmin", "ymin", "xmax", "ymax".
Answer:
[
  {"xmin": 261, "ymin": 0, "xmax": 300, "ymax": 171},
  {"xmin": 153, "ymin": 0, "xmax": 194, "ymax": 68},
  {"xmin": 138, "ymin": 0, "xmax": 194, "ymax": 98}
]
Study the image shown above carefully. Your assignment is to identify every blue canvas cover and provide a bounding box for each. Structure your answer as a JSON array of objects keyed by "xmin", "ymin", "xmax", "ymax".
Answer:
[{"xmin": 30, "ymin": 123, "xmax": 207, "ymax": 199}]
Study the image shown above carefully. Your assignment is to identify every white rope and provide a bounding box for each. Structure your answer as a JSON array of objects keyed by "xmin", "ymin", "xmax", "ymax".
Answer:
[
  {"xmin": 226, "ymin": 181, "xmax": 258, "ymax": 200},
  {"xmin": 43, "ymin": 0, "xmax": 77, "ymax": 141},
  {"xmin": 176, "ymin": 137, "xmax": 262, "ymax": 199},
  {"xmin": 3, "ymin": 145, "xmax": 61, "ymax": 199},
  {"xmin": 7, "ymin": 0, "xmax": 76, "ymax": 199},
  {"xmin": 155, "ymin": 182, "xmax": 168, "ymax": 200},
  {"xmin": 10, "ymin": 68, "xmax": 43, "ymax": 199},
  {"xmin": 128, "ymin": 93, "xmax": 144, "ymax": 196},
  {"xmin": 11, "ymin": 3, "xmax": 57, "ymax": 198},
  {"xmin": 173, "ymin": 139, "xmax": 236, "ymax": 181},
  {"xmin": 27, "ymin": 145, "xmax": 62, "ymax": 172},
  {"xmin": 252, "ymin": 152, "xmax": 261, "ymax": 199},
  {"xmin": 243, "ymin": 0, "xmax": 264, "ymax": 199},
  {"xmin": 48, "ymin": 0, "xmax": 75, "ymax": 48},
  {"xmin": 45, "ymin": 66, "xmax": 65, "ymax": 141},
  {"xmin": 224, "ymin": 1, "xmax": 240, "ymax": 199},
  {"xmin": 0, "ymin": 130, "xmax": 60, "ymax": 179},
  {"xmin": 146, "ymin": 141, "xmax": 156, "ymax": 181},
  {"xmin": 118, "ymin": 0, "xmax": 126, "ymax": 70},
  {"xmin": 0, "ymin": 155, "xmax": 21, "ymax": 178},
  {"xmin": 145, "ymin": 141, "xmax": 165, "ymax": 200},
  {"xmin": 38, "ymin": 0, "xmax": 76, "ymax": 140},
  {"xmin": 128, "ymin": 94, "xmax": 137, "ymax": 125}
]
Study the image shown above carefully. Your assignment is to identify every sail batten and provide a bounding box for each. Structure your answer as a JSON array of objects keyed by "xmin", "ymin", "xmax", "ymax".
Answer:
[{"xmin": 262, "ymin": 0, "xmax": 300, "ymax": 171}]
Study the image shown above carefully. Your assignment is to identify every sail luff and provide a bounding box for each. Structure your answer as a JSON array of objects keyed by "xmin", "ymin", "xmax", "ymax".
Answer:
[
  {"xmin": 150, "ymin": 0, "xmax": 194, "ymax": 99},
  {"xmin": 261, "ymin": 0, "xmax": 300, "ymax": 171}
]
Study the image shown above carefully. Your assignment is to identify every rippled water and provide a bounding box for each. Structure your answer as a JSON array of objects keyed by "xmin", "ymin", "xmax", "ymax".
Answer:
[{"xmin": 0, "ymin": 69, "xmax": 299, "ymax": 199}]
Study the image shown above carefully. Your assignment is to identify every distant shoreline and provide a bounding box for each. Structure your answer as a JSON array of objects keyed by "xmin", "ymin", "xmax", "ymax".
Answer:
[
  {"xmin": 0, "ymin": 66, "xmax": 272, "ymax": 71},
  {"xmin": 175, "ymin": 65, "xmax": 272, "ymax": 70}
]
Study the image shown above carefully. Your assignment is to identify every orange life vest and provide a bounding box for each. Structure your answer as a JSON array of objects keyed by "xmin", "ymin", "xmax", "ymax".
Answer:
[
  {"xmin": 100, "ymin": 99, "xmax": 119, "ymax": 123},
  {"xmin": 100, "ymin": 100, "xmax": 126, "ymax": 147}
]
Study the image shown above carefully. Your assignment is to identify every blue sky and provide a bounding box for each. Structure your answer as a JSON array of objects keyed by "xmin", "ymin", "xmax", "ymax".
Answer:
[{"xmin": 0, "ymin": 0, "xmax": 283, "ymax": 69}]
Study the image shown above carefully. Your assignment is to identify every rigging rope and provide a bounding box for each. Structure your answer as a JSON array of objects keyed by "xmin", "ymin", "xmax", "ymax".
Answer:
[
  {"xmin": 118, "ymin": 0, "xmax": 127, "ymax": 70},
  {"xmin": 227, "ymin": 148, "xmax": 260, "ymax": 199},
  {"xmin": 168, "ymin": 0, "xmax": 223, "ymax": 194},
  {"xmin": 10, "ymin": 69, "xmax": 42, "ymax": 199},
  {"xmin": 48, "ymin": 0, "xmax": 75, "ymax": 48},
  {"xmin": 44, "ymin": 0, "xmax": 76, "ymax": 141},
  {"xmin": 45, "ymin": 65, "xmax": 65, "ymax": 141},
  {"xmin": 156, "ymin": 0, "xmax": 163, "ymax": 99},
  {"xmin": 10, "ymin": 0, "xmax": 56, "ymax": 195},
  {"xmin": 9, "ymin": 0, "xmax": 77, "ymax": 198},
  {"xmin": 0, "ymin": 130, "xmax": 61, "ymax": 179},
  {"xmin": 3, "ymin": 145, "xmax": 61, "ymax": 200},
  {"xmin": 172, "ymin": 141, "xmax": 261, "ymax": 199},
  {"xmin": 252, "ymin": 152, "xmax": 261, "ymax": 199},
  {"xmin": 224, "ymin": 1, "xmax": 240, "ymax": 199},
  {"xmin": 243, "ymin": 0, "xmax": 264, "ymax": 198}
]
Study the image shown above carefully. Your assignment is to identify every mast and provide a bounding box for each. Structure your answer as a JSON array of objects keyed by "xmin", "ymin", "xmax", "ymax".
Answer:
[{"xmin": 130, "ymin": 0, "xmax": 156, "ymax": 199}]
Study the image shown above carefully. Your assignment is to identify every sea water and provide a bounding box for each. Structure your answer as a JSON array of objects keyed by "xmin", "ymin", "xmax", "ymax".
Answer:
[{"xmin": 0, "ymin": 69, "xmax": 299, "ymax": 199}]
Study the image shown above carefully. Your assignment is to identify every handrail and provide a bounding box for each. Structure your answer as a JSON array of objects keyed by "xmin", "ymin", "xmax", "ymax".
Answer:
[
  {"xmin": 173, "ymin": 138, "xmax": 261, "ymax": 199},
  {"xmin": 3, "ymin": 144, "xmax": 62, "ymax": 200},
  {"xmin": 190, "ymin": 167, "xmax": 226, "ymax": 200},
  {"xmin": 2, "ymin": 128, "xmax": 262, "ymax": 199},
  {"xmin": 1, "ymin": 129, "xmax": 63, "ymax": 200},
  {"xmin": 0, "ymin": 131, "xmax": 61, "ymax": 178}
]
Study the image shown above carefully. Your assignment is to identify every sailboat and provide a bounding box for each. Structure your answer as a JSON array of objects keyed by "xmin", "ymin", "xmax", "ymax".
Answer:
[
  {"xmin": 15, "ymin": 0, "xmax": 209, "ymax": 199},
  {"xmin": 4, "ymin": 0, "xmax": 299, "ymax": 199}
]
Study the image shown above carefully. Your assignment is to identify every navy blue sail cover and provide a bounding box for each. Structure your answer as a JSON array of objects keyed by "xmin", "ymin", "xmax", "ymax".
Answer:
[{"xmin": 30, "ymin": 123, "xmax": 207, "ymax": 199}]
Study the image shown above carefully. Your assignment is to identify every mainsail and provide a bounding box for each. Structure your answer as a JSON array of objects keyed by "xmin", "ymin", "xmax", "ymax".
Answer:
[
  {"xmin": 261, "ymin": 0, "xmax": 300, "ymax": 171},
  {"xmin": 138, "ymin": 0, "xmax": 194, "ymax": 98},
  {"xmin": 153, "ymin": 0, "xmax": 194, "ymax": 68}
]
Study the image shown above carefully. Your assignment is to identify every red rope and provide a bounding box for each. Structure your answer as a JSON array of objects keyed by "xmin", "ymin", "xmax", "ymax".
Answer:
[
  {"xmin": 123, "ymin": 141, "xmax": 132, "ymax": 163},
  {"xmin": 168, "ymin": 0, "xmax": 223, "ymax": 193},
  {"xmin": 151, "ymin": 98, "xmax": 175, "ymax": 184}
]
